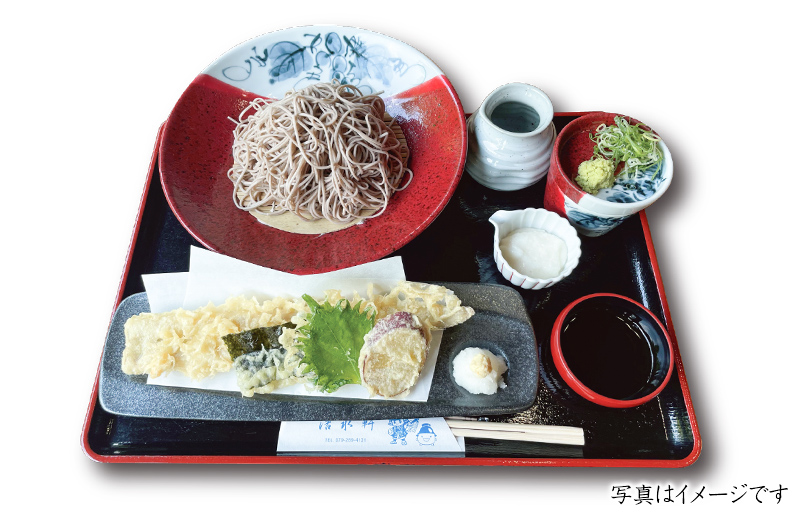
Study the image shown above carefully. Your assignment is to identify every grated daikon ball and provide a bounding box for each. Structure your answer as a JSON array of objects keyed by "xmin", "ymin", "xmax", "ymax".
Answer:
[{"xmin": 452, "ymin": 347, "xmax": 507, "ymax": 395}]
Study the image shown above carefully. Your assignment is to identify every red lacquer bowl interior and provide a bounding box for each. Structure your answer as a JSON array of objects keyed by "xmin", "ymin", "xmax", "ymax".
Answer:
[
  {"xmin": 551, "ymin": 111, "xmax": 654, "ymax": 206},
  {"xmin": 159, "ymin": 74, "xmax": 467, "ymax": 274},
  {"xmin": 550, "ymin": 293, "xmax": 675, "ymax": 408}
]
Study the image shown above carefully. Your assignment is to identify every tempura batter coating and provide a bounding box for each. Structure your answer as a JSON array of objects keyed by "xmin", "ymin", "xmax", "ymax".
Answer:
[
  {"xmin": 121, "ymin": 282, "xmax": 475, "ymax": 397},
  {"xmin": 121, "ymin": 295, "xmax": 305, "ymax": 380}
]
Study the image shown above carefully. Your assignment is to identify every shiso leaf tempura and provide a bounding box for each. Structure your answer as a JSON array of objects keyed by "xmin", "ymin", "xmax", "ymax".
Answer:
[
  {"xmin": 590, "ymin": 116, "xmax": 663, "ymax": 179},
  {"xmin": 298, "ymin": 295, "xmax": 376, "ymax": 393}
]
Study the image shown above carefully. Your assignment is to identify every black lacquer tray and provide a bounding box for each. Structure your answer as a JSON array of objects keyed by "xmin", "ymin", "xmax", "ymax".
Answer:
[{"xmin": 81, "ymin": 114, "xmax": 700, "ymax": 466}]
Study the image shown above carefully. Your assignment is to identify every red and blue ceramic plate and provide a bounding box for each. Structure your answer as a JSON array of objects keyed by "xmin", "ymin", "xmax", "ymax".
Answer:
[{"xmin": 159, "ymin": 25, "xmax": 467, "ymax": 274}]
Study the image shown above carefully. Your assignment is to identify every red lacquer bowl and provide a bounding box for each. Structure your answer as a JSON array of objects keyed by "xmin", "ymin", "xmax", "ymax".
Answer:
[
  {"xmin": 159, "ymin": 26, "xmax": 467, "ymax": 273},
  {"xmin": 543, "ymin": 112, "xmax": 673, "ymax": 237},
  {"xmin": 551, "ymin": 293, "xmax": 675, "ymax": 408}
]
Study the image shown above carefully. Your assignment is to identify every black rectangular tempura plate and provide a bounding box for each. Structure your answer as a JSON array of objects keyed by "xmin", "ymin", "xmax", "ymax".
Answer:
[
  {"xmin": 98, "ymin": 283, "xmax": 538, "ymax": 422},
  {"xmin": 81, "ymin": 114, "xmax": 700, "ymax": 466}
]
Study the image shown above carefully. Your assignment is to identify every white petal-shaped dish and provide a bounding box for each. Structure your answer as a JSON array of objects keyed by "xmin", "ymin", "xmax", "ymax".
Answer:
[{"xmin": 489, "ymin": 208, "xmax": 582, "ymax": 290}]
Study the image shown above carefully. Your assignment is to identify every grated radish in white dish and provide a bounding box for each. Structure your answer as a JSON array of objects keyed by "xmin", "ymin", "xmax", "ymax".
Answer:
[
  {"xmin": 499, "ymin": 227, "xmax": 566, "ymax": 280},
  {"xmin": 453, "ymin": 347, "xmax": 507, "ymax": 395}
]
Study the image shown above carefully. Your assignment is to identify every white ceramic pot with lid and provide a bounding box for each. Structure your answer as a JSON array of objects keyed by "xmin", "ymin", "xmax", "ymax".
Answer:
[{"xmin": 465, "ymin": 82, "xmax": 556, "ymax": 191}]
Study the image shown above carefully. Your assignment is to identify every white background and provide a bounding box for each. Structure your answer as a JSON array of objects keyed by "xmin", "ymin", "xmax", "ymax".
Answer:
[{"xmin": 3, "ymin": 1, "xmax": 796, "ymax": 517}]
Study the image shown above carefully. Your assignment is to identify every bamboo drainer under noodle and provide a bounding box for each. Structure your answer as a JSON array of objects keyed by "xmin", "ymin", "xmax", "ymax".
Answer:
[{"xmin": 227, "ymin": 81, "xmax": 413, "ymax": 224}]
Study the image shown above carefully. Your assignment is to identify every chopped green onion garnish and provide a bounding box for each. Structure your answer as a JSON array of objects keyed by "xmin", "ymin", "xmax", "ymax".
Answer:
[{"xmin": 590, "ymin": 116, "xmax": 663, "ymax": 179}]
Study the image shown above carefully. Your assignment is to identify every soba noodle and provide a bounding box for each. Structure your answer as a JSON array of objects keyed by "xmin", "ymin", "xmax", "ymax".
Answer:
[{"xmin": 227, "ymin": 81, "xmax": 412, "ymax": 224}]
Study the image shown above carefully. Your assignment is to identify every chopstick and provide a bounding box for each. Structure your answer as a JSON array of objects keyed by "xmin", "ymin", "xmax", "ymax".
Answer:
[{"xmin": 445, "ymin": 417, "xmax": 585, "ymax": 446}]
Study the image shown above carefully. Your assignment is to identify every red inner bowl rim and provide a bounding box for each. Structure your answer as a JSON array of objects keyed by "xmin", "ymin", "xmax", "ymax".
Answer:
[
  {"xmin": 550, "ymin": 292, "xmax": 675, "ymax": 408},
  {"xmin": 551, "ymin": 112, "xmax": 671, "ymax": 211}
]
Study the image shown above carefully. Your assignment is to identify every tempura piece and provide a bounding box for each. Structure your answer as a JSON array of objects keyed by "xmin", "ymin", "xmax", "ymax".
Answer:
[
  {"xmin": 359, "ymin": 312, "xmax": 428, "ymax": 397},
  {"xmin": 121, "ymin": 295, "xmax": 305, "ymax": 380},
  {"xmin": 121, "ymin": 281, "xmax": 475, "ymax": 399}
]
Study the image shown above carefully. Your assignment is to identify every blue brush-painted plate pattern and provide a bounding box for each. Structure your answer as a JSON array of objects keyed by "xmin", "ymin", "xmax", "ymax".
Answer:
[
  {"xmin": 203, "ymin": 26, "xmax": 437, "ymax": 98},
  {"xmin": 564, "ymin": 199, "xmax": 627, "ymax": 237}
]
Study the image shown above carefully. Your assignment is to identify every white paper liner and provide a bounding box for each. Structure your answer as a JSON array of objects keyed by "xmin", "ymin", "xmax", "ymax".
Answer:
[{"xmin": 141, "ymin": 246, "xmax": 441, "ymax": 402}]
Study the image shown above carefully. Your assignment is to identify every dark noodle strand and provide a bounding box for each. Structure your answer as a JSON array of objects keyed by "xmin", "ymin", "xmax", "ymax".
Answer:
[{"xmin": 228, "ymin": 81, "xmax": 412, "ymax": 223}]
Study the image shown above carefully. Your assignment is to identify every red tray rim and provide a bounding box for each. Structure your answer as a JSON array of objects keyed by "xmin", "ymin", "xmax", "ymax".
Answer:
[{"xmin": 80, "ymin": 114, "xmax": 702, "ymax": 467}]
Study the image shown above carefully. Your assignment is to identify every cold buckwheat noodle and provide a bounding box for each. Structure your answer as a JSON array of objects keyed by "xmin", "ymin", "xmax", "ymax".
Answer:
[{"xmin": 227, "ymin": 81, "xmax": 412, "ymax": 224}]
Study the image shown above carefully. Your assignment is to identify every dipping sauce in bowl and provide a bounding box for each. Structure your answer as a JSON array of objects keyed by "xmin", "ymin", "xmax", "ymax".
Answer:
[
  {"xmin": 551, "ymin": 293, "xmax": 674, "ymax": 408},
  {"xmin": 489, "ymin": 101, "xmax": 541, "ymax": 133}
]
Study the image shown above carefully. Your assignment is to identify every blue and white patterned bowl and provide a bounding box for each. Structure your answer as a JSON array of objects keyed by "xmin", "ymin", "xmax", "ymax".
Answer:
[
  {"xmin": 565, "ymin": 140, "xmax": 672, "ymax": 237},
  {"xmin": 543, "ymin": 112, "xmax": 674, "ymax": 237},
  {"xmin": 571, "ymin": 139, "xmax": 673, "ymax": 218}
]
